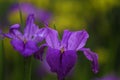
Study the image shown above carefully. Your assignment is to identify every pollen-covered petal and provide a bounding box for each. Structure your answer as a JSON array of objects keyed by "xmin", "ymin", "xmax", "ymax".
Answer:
[
  {"xmin": 45, "ymin": 28, "xmax": 60, "ymax": 49},
  {"xmin": 22, "ymin": 40, "xmax": 39, "ymax": 57},
  {"xmin": 67, "ymin": 30, "xmax": 89, "ymax": 50},
  {"xmin": 11, "ymin": 39, "xmax": 24, "ymax": 53},
  {"xmin": 80, "ymin": 48, "xmax": 99, "ymax": 73}
]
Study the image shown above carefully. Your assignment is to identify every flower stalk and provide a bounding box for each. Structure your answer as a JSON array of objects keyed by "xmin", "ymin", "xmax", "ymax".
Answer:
[
  {"xmin": 0, "ymin": 40, "xmax": 5, "ymax": 80},
  {"xmin": 18, "ymin": 3, "xmax": 32, "ymax": 80},
  {"xmin": 24, "ymin": 56, "xmax": 32, "ymax": 80},
  {"xmin": 18, "ymin": 3, "xmax": 24, "ymax": 31}
]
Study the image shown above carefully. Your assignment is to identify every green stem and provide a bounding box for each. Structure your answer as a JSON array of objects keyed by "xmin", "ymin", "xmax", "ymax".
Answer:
[
  {"xmin": 53, "ymin": 24, "xmax": 62, "ymax": 39},
  {"xmin": 0, "ymin": 40, "xmax": 5, "ymax": 80},
  {"xmin": 58, "ymin": 76, "xmax": 65, "ymax": 80},
  {"xmin": 53, "ymin": 24, "xmax": 57, "ymax": 30},
  {"xmin": 24, "ymin": 56, "xmax": 32, "ymax": 80},
  {"xmin": 18, "ymin": 3, "xmax": 24, "ymax": 31}
]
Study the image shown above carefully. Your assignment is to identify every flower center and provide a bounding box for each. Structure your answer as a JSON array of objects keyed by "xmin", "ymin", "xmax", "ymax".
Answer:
[
  {"xmin": 60, "ymin": 47, "xmax": 65, "ymax": 54},
  {"xmin": 23, "ymin": 39, "xmax": 27, "ymax": 43}
]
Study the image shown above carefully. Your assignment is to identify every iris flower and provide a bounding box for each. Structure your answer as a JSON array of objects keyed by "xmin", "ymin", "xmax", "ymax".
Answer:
[
  {"xmin": 10, "ymin": 3, "xmax": 52, "ymax": 25},
  {"xmin": 94, "ymin": 74, "xmax": 120, "ymax": 80},
  {"xmin": 5, "ymin": 14, "xmax": 47, "ymax": 57},
  {"xmin": 45, "ymin": 28, "xmax": 99, "ymax": 80}
]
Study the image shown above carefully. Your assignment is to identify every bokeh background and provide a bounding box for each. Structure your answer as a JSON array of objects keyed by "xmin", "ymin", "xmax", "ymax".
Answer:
[{"xmin": 0, "ymin": 0, "xmax": 120, "ymax": 80}]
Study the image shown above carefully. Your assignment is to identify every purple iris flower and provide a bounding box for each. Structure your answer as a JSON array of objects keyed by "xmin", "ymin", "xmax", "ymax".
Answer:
[
  {"xmin": 5, "ymin": 14, "xmax": 48, "ymax": 57},
  {"xmin": 45, "ymin": 28, "xmax": 99, "ymax": 80},
  {"xmin": 10, "ymin": 3, "xmax": 52, "ymax": 25},
  {"xmin": 94, "ymin": 74, "xmax": 120, "ymax": 80}
]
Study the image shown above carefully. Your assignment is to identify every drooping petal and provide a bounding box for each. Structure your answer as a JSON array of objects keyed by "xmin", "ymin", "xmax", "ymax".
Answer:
[
  {"xmin": 33, "ymin": 28, "xmax": 48, "ymax": 43},
  {"xmin": 22, "ymin": 40, "xmax": 39, "ymax": 57},
  {"xmin": 45, "ymin": 28, "xmax": 60, "ymax": 49},
  {"xmin": 59, "ymin": 50, "xmax": 77, "ymax": 80},
  {"xmin": 46, "ymin": 47, "xmax": 60, "ymax": 73},
  {"xmin": 34, "ymin": 44, "xmax": 47, "ymax": 60},
  {"xmin": 80, "ymin": 48, "xmax": 99, "ymax": 73},
  {"xmin": 46, "ymin": 47, "xmax": 77, "ymax": 80},
  {"xmin": 67, "ymin": 30, "xmax": 89, "ymax": 50},
  {"xmin": 11, "ymin": 39, "xmax": 24, "ymax": 53},
  {"xmin": 24, "ymin": 14, "xmax": 39, "ymax": 40}
]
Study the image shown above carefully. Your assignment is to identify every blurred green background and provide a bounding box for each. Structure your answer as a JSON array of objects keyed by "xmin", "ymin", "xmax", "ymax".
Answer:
[{"xmin": 0, "ymin": 0, "xmax": 120, "ymax": 80}]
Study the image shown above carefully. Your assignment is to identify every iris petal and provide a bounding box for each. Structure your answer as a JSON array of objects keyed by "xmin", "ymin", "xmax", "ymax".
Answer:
[
  {"xmin": 46, "ymin": 47, "xmax": 60, "ymax": 73},
  {"xmin": 45, "ymin": 28, "xmax": 60, "ymax": 49},
  {"xmin": 61, "ymin": 30, "xmax": 72, "ymax": 49},
  {"xmin": 10, "ymin": 24, "xmax": 20, "ymax": 31},
  {"xmin": 80, "ymin": 48, "xmax": 99, "ymax": 73},
  {"xmin": 46, "ymin": 47, "xmax": 77, "ymax": 80},
  {"xmin": 34, "ymin": 28, "xmax": 48, "ymax": 43},
  {"xmin": 22, "ymin": 40, "xmax": 39, "ymax": 57},
  {"xmin": 6, "ymin": 24, "xmax": 23, "ymax": 39},
  {"xmin": 67, "ymin": 30, "xmax": 89, "ymax": 50},
  {"xmin": 24, "ymin": 14, "xmax": 39, "ymax": 40},
  {"xmin": 59, "ymin": 50, "xmax": 77, "ymax": 80},
  {"xmin": 11, "ymin": 39, "xmax": 24, "ymax": 53},
  {"xmin": 34, "ymin": 44, "xmax": 47, "ymax": 60}
]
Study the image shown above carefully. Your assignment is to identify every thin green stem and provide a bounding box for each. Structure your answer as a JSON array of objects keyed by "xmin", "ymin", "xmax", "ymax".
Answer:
[
  {"xmin": 18, "ymin": 3, "xmax": 24, "ymax": 31},
  {"xmin": 53, "ymin": 24, "xmax": 57, "ymax": 30},
  {"xmin": 0, "ymin": 40, "xmax": 5, "ymax": 80},
  {"xmin": 53, "ymin": 24, "xmax": 62, "ymax": 39},
  {"xmin": 24, "ymin": 56, "xmax": 32, "ymax": 80},
  {"xmin": 58, "ymin": 75, "xmax": 65, "ymax": 80}
]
